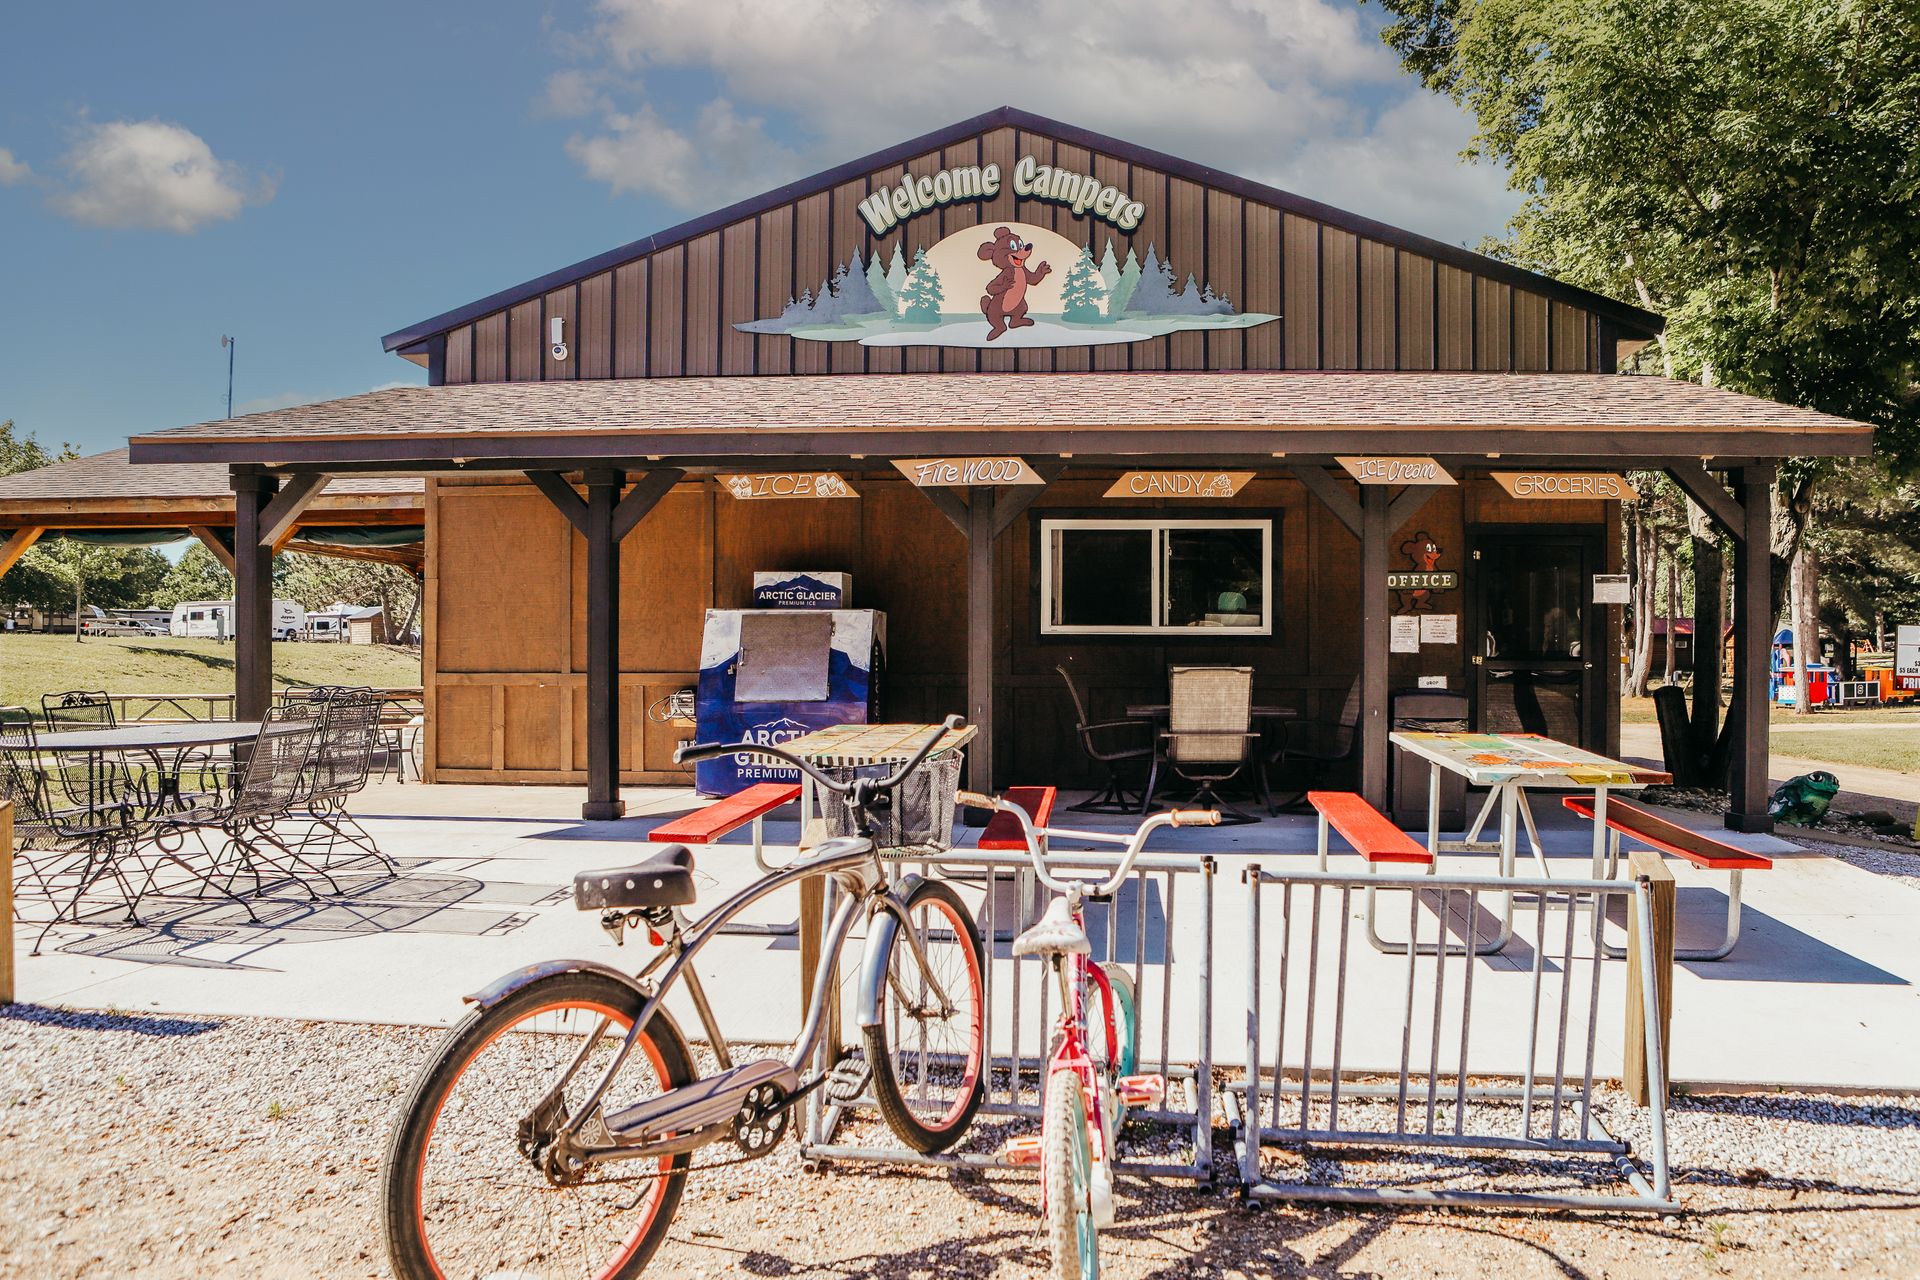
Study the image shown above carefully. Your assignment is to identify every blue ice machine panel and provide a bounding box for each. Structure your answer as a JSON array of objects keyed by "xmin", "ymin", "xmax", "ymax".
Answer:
[{"xmin": 694, "ymin": 608, "xmax": 886, "ymax": 796}]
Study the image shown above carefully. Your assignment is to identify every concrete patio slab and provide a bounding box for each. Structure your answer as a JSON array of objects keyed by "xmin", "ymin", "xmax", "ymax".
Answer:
[{"xmin": 12, "ymin": 779, "xmax": 1920, "ymax": 1092}]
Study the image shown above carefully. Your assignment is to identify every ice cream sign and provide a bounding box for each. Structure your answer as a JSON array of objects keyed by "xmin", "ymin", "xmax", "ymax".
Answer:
[{"xmin": 857, "ymin": 155, "xmax": 1146, "ymax": 236}]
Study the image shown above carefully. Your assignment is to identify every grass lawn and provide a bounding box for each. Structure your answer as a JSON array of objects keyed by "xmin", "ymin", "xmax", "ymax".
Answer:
[
  {"xmin": 0, "ymin": 634, "xmax": 419, "ymax": 715},
  {"xmin": 1622, "ymin": 687, "xmax": 1920, "ymax": 727},
  {"xmin": 1770, "ymin": 728, "xmax": 1920, "ymax": 775}
]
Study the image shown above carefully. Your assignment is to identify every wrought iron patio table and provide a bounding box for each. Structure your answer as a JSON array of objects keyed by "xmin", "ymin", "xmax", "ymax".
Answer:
[{"xmin": 23, "ymin": 721, "xmax": 304, "ymax": 807}]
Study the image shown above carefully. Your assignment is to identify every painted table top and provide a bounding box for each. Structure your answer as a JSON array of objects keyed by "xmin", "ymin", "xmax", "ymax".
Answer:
[
  {"xmin": 1388, "ymin": 731, "xmax": 1670, "ymax": 788},
  {"xmin": 781, "ymin": 721, "xmax": 976, "ymax": 767}
]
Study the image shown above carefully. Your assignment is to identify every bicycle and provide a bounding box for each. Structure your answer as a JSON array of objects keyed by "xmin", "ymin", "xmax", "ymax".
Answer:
[
  {"xmin": 955, "ymin": 787, "xmax": 1218, "ymax": 1280},
  {"xmin": 381, "ymin": 718, "xmax": 987, "ymax": 1280}
]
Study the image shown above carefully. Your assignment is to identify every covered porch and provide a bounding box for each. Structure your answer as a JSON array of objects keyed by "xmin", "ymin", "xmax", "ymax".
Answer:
[{"xmin": 127, "ymin": 370, "xmax": 1874, "ymax": 835}]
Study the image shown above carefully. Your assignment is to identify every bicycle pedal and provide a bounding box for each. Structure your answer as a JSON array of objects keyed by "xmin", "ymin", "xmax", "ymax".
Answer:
[
  {"xmin": 1118, "ymin": 1074, "xmax": 1166, "ymax": 1108},
  {"xmin": 825, "ymin": 1052, "xmax": 872, "ymax": 1105},
  {"xmin": 1003, "ymin": 1134, "xmax": 1044, "ymax": 1166}
]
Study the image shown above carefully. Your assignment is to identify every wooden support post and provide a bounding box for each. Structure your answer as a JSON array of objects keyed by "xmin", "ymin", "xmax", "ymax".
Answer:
[
  {"xmin": 1623, "ymin": 849, "xmax": 1676, "ymax": 1106},
  {"xmin": 966, "ymin": 486, "xmax": 997, "ymax": 796},
  {"xmin": 231, "ymin": 471, "xmax": 277, "ymax": 722},
  {"xmin": 582, "ymin": 468, "xmax": 625, "ymax": 821},
  {"xmin": 1, "ymin": 801, "xmax": 13, "ymax": 1005},
  {"xmin": 1728, "ymin": 464, "xmax": 1775, "ymax": 833},
  {"xmin": 0, "ymin": 526, "xmax": 44, "ymax": 578},
  {"xmin": 1359, "ymin": 484, "xmax": 1391, "ymax": 807},
  {"xmin": 187, "ymin": 526, "xmax": 236, "ymax": 575}
]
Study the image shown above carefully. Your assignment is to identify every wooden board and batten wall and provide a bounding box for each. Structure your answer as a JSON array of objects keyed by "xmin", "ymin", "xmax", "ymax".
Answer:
[
  {"xmin": 425, "ymin": 472, "xmax": 1618, "ymax": 786},
  {"xmin": 433, "ymin": 120, "xmax": 1619, "ymax": 387}
]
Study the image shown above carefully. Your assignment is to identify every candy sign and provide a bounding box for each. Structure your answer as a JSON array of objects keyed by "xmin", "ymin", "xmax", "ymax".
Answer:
[{"xmin": 1103, "ymin": 471, "xmax": 1253, "ymax": 499}]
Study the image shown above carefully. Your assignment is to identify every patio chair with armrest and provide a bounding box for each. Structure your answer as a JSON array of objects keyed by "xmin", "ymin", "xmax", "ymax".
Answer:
[
  {"xmin": 1055, "ymin": 663, "xmax": 1156, "ymax": 813},
  {"xmin": 1155, "ymin": 665, "xmax": 1263, "ymax": 825},
  {"xmin": 1261, "ymin": 676, "xmax": 1361, "ymax": 814},
  {"xmin": 42, "ymin": 690, "xmax": 115, "ymax": 730},
  {"xmin": 152, "ymin": 711, "xmax": 331, "ymax": 899},
  {"xmin": 290, "ymin": 688, "xmax": 394, "ymax": 874}
]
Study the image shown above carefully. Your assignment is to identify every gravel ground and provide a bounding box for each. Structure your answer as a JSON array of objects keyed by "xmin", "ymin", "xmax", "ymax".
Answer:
[
  {"xmin": 3, "ymin": 1005, "xmax": 1918, "ymax": 1279},
  {"xmin": 1792, "ymin": 837, "xmax": 1920, "ymax": 892}
]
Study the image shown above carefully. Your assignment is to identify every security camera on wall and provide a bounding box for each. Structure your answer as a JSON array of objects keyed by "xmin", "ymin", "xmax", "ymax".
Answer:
[{"xmin": 549, "ymin": 315, "xmax": 569, "ymax": 362}]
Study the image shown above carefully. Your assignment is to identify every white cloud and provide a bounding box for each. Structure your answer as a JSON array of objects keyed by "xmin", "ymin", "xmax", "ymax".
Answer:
[
  {"xmin": 52, "ymin": 119, "xmax": 272, "ymax": 233},
  {"xmin": 545, "ymin": 0, "xmax": 1517, "ymax": 241},
  {"xmin": 0, "ymin": 148, "xmax": 31, "ymax": 186}
]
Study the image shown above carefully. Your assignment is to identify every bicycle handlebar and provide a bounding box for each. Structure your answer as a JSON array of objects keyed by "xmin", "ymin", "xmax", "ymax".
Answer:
[
  {"xmin": 674, "ymin": 715, "xmax": 964, "ymax": 804},
  {"xmin": 954, "ymin": 790, "xmax": 1220, "ymax": 896}
]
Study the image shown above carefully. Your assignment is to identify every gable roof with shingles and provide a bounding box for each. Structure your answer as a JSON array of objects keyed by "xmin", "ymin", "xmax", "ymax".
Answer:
[
  {"xmin": 380, "ymin": 105, "xmax": 1663, "ymax": 358},
  {"xmin": 0, "ymin": 448, "xmax": 422, "ymax": 509}
]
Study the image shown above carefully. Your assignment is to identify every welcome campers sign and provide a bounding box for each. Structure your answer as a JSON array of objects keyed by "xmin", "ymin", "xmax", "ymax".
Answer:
[
  {"xmin": 892, "ymin": 457, "xmax": 1046, "ymax": 487},
  {"xmin": 1336, "ymin": 456, "xmax": 1457, "ymax": 485},
  {"xmin": 1103, "ymin": 471, "xmax": 1253, "ymax": 499},
  {"xmin": 857, "ymin": 155, "xmax": 1147, "ymax": 236}
]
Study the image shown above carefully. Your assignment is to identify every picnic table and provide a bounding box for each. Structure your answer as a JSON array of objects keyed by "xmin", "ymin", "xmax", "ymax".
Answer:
[{"xmin": 1389, "ymin": 731, "xmax": 1670, "ymax": 952}]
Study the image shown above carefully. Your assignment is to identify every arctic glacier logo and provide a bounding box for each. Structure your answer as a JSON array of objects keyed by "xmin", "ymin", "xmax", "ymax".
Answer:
[{"xmin": 744, "ymin": 717, "xmax": 809, "ymax": 748}]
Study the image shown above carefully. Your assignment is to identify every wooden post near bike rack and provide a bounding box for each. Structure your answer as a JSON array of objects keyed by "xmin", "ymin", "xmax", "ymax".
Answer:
[{"xmin": 1623, "ymin": 849, "xmax": 1675, "ymax": 1106}]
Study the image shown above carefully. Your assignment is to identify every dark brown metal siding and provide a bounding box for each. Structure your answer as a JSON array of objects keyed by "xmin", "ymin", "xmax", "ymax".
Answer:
[{"xmin": 445, "ymin": 123, "xmax": 1616, "ymax": 384}]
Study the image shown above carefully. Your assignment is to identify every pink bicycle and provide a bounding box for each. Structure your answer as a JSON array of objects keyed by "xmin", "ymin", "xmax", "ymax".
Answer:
[{"xmin": 957, "ymin": 789, "xmax": 1218, "ymax": 1280}]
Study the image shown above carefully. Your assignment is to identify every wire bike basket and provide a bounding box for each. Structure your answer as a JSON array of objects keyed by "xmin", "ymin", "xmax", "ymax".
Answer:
[{"xmin": 820, "ymin": 750, "xmax": 961, "ymax": 855}]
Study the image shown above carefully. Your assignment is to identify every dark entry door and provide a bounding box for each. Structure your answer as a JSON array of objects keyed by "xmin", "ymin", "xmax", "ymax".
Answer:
[{"xmin": 1470, "ymin": 532, "xmax": 1602, "ymax": 748}]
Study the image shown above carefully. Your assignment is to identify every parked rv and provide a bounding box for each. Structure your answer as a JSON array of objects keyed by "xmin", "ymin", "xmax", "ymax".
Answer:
[{"xmin": 169, "ymin": 599, "xmax": 305, "ymax": 641}]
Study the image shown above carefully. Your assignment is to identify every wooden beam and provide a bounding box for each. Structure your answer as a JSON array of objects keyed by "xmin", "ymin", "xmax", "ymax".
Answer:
[
  {"xmin": 1292, "ymin": 466, "xmax": 1362, "ymax": 537},
  {"xmin": 0, "ymin": 526, "xmax": 43, "ymax": 577},
  {"xmin": 967, "ymin": 487, "xmax": 997, "ymax": 794},
  {"xmin": 914, "ymin": 485, "xmax": 971, "ymax": 538},
  {"xmin": 582, "ymin": 468, "xmax": 625, "ymax": 821},
  {"xmin": 991, "ymin": 462, "xmax": 1064, "ymax": 537},
  {"xmin": 1622, "ymin": 849, "xmax": 1675, "ymax": 1106},
  {"xmin": 1387, "ymin": 483, "xmax": 1441, "ymax": 533},
  {"xmin": 526, "ymin": 470, "xmax": 588, "ymax": 536},
  {"xmin": 1359, "ymin": 486, "xmax": 1391, "ymax": 806},
  {"xmin": 1665, "ymin": 461, "xmax": 1745, "ymax": 540},
  {"xmin": 1, "ymin": 800, "xmax": 12, "ymax": 1005},
  {"xmin": 231, "ymin": 472, "xmax": 277, "ymax": 722},
  {"xmin": 188, "ymin": 526, "xmax": 236, "ymax": 574},
  {"xmin": 1727, "ymin": 464, "xmax": 1775, "ymax": 833},
  {"xmin": 254, "ymin": 472, "xmax": 332, "ymax": 547},
  {"xmin": 612, "ymin": 468, "xmax": 686, "ymax": 542}
]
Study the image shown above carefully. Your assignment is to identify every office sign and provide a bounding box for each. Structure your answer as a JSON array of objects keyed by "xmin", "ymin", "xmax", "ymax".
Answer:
[
  {"xmin": 719, "ymin": 472, "xmax": 858, "ymax": 500},
  {"xmin": 1103, "ymin": 471, "xmax": 1253, "ymax": 499},
  {"xmin": 1492, "ymin": 472, "xmax": 1636, "ymax": 500},
  {"xmin": 1336, "ymin": 456, "xmax": 1456, "ymax": 485},
  {"xmin": 1387, "ymin": 571, "xmax": 1458, "ymax": 591},
  {"xmin": 893, "ymin": 457, "xmax": 1046, "ymax": 487}
]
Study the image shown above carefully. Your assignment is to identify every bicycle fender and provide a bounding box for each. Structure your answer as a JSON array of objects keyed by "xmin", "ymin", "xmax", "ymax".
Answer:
[
  {"xmin": 465, "ymin": 958, "xmax": 662, "ymax": 1021},
  {"xmin": 854, "ymin": 875, "xmax": 927, "ymax": 1031}
]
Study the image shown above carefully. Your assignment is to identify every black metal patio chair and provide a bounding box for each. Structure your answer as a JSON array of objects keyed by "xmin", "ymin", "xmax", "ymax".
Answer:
[
  {"xmin": 151, "ymin": 711, "xmax": 330, "ymax": 899},
  {"xmin": 1055, "ymin": 664, "xmax": 1155, "ymax": 813},
  {"xmin": 289, "ymin": 688, "xmax": 393, "ymax": 873},
  {"xmin": 1260, "ymin": 676, "xmax": 1361, "ymax": 814}
]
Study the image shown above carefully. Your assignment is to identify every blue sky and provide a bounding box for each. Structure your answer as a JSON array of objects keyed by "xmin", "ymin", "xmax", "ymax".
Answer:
[{"xmin": 0, "ymin": 2, "xmax": 1519, "ymax": 459}]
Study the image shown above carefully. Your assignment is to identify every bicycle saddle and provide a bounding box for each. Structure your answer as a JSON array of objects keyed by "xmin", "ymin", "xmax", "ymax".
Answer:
[
  {"xmin": 1013, "ymin": 896, "xmax": 1091, "ymax": 958},
  {"xmin": 573, "ymin": 845, "xmax": 697, "ymax": 910}
]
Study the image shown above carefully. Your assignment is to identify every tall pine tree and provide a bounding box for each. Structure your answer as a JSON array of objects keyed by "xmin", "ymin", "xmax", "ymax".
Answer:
[
  {"xmin": 1060, "ymin": 245, "xmax": 1109, "ymax": 322},
  {"xmin": 897, "ymin": 248, "xmax": 944, "ymax": 323}
]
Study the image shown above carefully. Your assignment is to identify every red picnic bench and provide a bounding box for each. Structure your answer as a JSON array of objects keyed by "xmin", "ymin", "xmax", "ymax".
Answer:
[
  {"xmin": 1563, "ymin": 796, "xmax": 1770, "ymax": 960},
  {"xmin": 973, "ymin": 786, "xmax": 1057, "ymax": 940},
  {"xmin": 649, "ymin": 782, "xmax": 801, "ymax": 875},
  {"xmin": 1304, "ymin": 791, "xmax": 1516, "ymax": 959}
]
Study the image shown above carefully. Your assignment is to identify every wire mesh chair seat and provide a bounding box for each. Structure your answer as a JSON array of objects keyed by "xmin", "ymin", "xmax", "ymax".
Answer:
[
  {"xmin": 285, "ymin": 688, "xmax": 393, "ymax": 874},
  {"xmin": 1156, "ymin": 665, "xmax": 1263, "ymax": 825},
  {"xmin": 151, "ymin": 712, "xmax": 333, "ymax": 900}
]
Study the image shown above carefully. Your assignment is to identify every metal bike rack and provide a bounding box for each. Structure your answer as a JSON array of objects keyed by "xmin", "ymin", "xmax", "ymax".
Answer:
[
  {"xmin": 802, "ymin": 848, "xmax": 1217, "ymax": 1182},
  {"xmin": 1226, "ymin": 865, "xmax": 1674, "ymax": 1212}
]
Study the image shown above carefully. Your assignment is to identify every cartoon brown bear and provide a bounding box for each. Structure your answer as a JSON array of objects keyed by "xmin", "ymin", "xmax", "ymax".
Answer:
[{"xmin": 977, "ymin": 226, "xmax": 1051, "ymax": 341}]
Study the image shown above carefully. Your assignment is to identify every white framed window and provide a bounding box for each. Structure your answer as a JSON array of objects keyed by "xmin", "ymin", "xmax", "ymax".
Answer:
[{"xmin": 1039, "ymin": 517, "xmax": 1273, "ymax": 636}]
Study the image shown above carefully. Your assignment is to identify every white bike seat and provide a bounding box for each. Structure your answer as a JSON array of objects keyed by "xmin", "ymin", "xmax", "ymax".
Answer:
[{"xmin": 1013, "ymin": 896, "xmax": 1091, "ymax": 957}]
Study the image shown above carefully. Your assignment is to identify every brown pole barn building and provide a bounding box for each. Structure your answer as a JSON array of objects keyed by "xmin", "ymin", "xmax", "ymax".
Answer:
[{"xmin": 125, "ymin": 107, "xmax": 1871, "ymax": 831}]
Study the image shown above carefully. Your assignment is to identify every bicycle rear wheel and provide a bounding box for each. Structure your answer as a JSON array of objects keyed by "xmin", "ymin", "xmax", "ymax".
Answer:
[
  {"xmin": 382, "ymin": 970, "xmax": 693, "ymax": 1280},
  {"xmin": 1091, "ymin": 963, "xmax": 1138, "ymax": 1079},
  {"xmin": 864, "ymin": 877, "xmax": 986, "ymax": 1152},
  {"xmin": 1042, "ymin": 1067, "xmax": 1099, "ymax": 1280}
]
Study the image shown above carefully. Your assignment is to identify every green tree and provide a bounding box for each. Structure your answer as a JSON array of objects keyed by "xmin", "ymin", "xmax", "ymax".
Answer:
[
  {"xmin": 1373, "ymin": 0, "xmax": 1920, "ymax": 740},
  {"xmin": 897, "ymin": 248, "xmax": 944, "ymax": 324},
  {"xmin": 1060, "ymin": 245, "xmax": 1109, "ymax": 323},
  {"xmin": 152, "ymin": 542, "xmax": 233, "ymax": 609},
  {"xmin": 278, "ymin": 551, "xmax": 422, "ymax": 642}
]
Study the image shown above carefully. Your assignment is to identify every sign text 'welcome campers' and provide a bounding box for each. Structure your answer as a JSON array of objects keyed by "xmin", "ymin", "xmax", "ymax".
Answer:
[
  {"xmin": 1103, "ymin": 472, "xmax": 1253, "ymax": 499},
  {"xmin": 858, "ymin": 155, "xmax": 1147, "ymax": 237},
  {"xmin": 892, "ymin": 457, "xmax": 1046, "ymax": 487}
]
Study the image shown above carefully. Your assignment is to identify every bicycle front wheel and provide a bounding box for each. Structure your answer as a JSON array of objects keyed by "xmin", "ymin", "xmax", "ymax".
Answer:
[
  {"xmin": 1042, "ymin": 1068, "xmax": 1099, "ymax": 1280},
  {"xmin": 864, "ymin": 877, "xmax": 986, "ymax": 1152},
  {"xmin": 381, "ymin": 970, "xmax": 693, "ymax": 1280}
]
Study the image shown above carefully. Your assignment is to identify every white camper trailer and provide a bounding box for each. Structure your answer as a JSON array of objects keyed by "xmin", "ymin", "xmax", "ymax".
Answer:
[{"xmin": 169, "ymin": 599, "xmax": 305, "ymax": 641}]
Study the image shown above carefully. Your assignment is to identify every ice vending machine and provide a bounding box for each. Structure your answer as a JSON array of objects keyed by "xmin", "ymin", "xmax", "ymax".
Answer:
[{"xmin": 694, "ymin": 607, "xmax": 885, "ymax": 795}]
